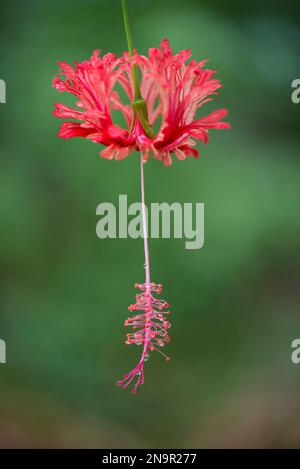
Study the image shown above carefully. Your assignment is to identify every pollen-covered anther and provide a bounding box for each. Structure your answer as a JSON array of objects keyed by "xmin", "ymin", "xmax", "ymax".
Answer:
[{"xmin": 117, "ymin": 280, "xmax": 171, "ymax": 393}]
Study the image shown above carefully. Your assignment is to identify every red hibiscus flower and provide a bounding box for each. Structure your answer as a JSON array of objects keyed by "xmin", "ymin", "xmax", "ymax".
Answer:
[{"xmin": 53, "ymin": 38, "xmax": 230, "ymax": 166}]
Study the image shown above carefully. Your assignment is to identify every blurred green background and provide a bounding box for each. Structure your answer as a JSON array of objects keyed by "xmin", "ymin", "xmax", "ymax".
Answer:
[{"xmin": 0, "ymin": 0, "xmax": 300, "ymax": 449}]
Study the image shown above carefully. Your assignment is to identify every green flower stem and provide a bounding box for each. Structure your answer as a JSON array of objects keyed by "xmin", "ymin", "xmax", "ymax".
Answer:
[
  {"xmin": 121, "ymin": 0, "xmax": 141, "ymax": 100},
  {"xmin": 133, "ymin": 100, "xmax": 155, "ymax": 139},
  {"xmin": 121, "ymin": 0, "xmax": 155, "ymax": 138}
]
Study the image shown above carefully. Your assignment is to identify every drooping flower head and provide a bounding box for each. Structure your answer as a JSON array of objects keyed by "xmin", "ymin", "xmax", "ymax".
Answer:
[
  {"xmin": 53, "ymin": 39, "xmax": 230, "ymax": 166},
  {"xmin": 53, "ymin": 0, "xmax": 230, "ymax": 395}
]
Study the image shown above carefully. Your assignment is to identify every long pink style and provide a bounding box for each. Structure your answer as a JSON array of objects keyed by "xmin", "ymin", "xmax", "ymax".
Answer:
[{"xmin": 116, "ymin": 156, "xmax": 171, "ymax": 394}]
